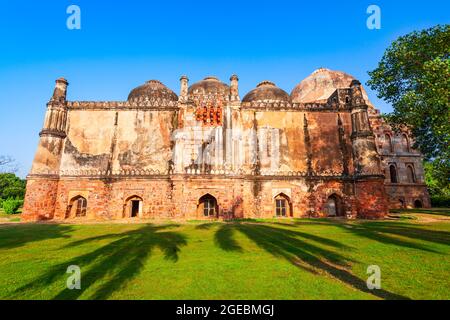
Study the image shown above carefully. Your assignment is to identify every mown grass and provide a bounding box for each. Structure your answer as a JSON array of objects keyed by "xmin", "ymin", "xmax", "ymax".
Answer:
[
  {"xmin": 391, "ymin": 208, "xmax": 450, "ymax": 217},
  {"xmin": 0, "ymin": 212, "xmax": 448, "ymax": 300}
]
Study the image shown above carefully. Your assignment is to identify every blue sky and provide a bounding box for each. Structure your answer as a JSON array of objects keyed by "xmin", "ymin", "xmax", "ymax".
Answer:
[{"xmin": 0, "ymin": 0, "xmax": 449, "ymax": 177}]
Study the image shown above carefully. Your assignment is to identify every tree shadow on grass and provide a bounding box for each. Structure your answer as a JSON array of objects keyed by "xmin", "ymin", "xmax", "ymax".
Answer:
[
  {"xmin": 203, "ymin": 222, "xmax": 410, "ymax": 300},
  {"xmin": 339, "ymin": 222, "xmax": 450, "ymax": 253},
  {"xmin": 13, "ymin": 224, "xmax": 186, "ymax": 300},
  {"xmin": 0, "ymin": 224, "xmax": 73, "ymax": 250},
  {"xmin": 292, "ymin": 219, "xmax": 449, "ymax": 253}
]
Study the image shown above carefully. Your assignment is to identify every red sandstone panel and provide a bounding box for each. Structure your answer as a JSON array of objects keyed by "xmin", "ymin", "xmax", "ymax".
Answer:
[{"xmin": 307, "ymin": 113, "xmax": 343, "ymax": 174}]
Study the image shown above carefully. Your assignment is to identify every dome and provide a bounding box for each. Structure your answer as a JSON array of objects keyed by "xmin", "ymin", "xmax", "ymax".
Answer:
[
  {"xmin": 128, "ymin": 80, "xmax": 178, "ymax": 103},
  {"xmin": 291, "ymin": 68, "xmax": 372, "ymax": 104},
  {"xmin": 188, "ymin": 76, "xmax": 229, "ymax": 96},
  {"xmin": 242, "ymin": 81, "xmax": 291, "ymax": 104}
]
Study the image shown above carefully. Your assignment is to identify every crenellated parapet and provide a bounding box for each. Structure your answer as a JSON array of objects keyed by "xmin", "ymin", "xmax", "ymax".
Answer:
[{"xmin": 66, "ymin": 100, "xmax": 178, "ymax": 110}]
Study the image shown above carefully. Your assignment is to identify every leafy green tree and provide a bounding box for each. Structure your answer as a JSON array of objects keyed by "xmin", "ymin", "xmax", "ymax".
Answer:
[
  {"xmin": 368, "ymin": 25, "xmax": 449, "ymax": 198},
  {"xmin": 0, "ymin": 173, "xmax": 26, "ymax": 200}
]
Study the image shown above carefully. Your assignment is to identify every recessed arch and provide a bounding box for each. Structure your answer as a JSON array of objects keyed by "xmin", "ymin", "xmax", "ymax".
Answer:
[
  {"xmin": 406, "ymin": 165, "xmax": 416, "ymax": 183},
  {"xmin": 274, "ymin": 193, "xmax": 292, "ymax": 217},
  {"xmin": 414, "ymin": 199, "xmax": 423, "ymax": 208},
  {"xmin": 385, "ymin": 134, "xmax": 394, "ymax": 153},
  {"xmin": 66, "ymin": 195, "xmax": 87, "ymax": 219},
  {"xmin": 402, "ymin": 134, "xmax": 410, "ymax": 152},
  {"xmin": 198, "ymin": 194, "xmax": 218, "ymax": 218}
]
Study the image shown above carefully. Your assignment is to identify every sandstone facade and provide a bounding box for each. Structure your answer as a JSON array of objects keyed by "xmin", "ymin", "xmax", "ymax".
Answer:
[{"xmin": 22, "ymin": 68, "xmax": 430, "ymax": 221}]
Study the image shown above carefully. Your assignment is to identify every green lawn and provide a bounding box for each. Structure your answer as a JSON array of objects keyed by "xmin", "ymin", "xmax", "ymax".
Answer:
[
  {"xmin": 0, "ymin": 212, "xmax": 449, "ymax": 300},
  {"xmin": 391, "ymin": 207, "xmax": 450, "ymax": 217}
]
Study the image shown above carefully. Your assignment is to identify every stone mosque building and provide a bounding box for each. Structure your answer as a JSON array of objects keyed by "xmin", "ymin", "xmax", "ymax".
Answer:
[{"xmin": 22, "ymin": 68, "xmax": 430, "ymax": 221}]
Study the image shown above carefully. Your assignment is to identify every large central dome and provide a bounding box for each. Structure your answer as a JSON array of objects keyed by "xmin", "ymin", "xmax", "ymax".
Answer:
[
  {"xmin": 188, "ymin": 76, "xmax": 229, "ymax": 96},
  {"xmin": 242, "ymin": 81, "xmax": 291, "ymax": 104},
  {"xmin": 291, "ymin": 68, "xmax": 371, "ymax": 104}
]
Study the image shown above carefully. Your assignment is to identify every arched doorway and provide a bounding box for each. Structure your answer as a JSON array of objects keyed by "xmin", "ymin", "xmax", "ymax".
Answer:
[
  {"xmin": 124, "ymin": 196, "xmax": 143, "ymax": 218},
  {"xmin": 66, "ymin": 196, "xmax": 87, "ymax": 219},
  {"xmin": 326, "ymin": 194, "xmax": 344, "ymax": 217},
  {"xmin": 414, "ymin": 199, "xmax": 423, "ymax": 208},
  {"xmin": 198, "ymin": 194, "xmax": 218, "ymax": 218},
  {"xmin": 274, "ymin": 193, "xmax": 292, "ymax": 217}
]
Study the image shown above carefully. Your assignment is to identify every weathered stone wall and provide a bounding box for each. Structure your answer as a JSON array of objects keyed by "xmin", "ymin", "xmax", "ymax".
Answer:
[
  {"xmin": 369, "ymin": 107, "xmax": 431, "ymax": 208},
  {"xmin": 23, "ymin": 175, "xmax": 388, "ymax": 221},
  {"xmin": 385, "ymin": 184, "xmax": 431, "ymax": 209},
  {"xmin": 60, "ymin": 109, "xmax": 176, "ymax": 174},
  {"xmin": 52, "ymin": 177, "xmax": 174, "ymax": 220},
  {"xmin": 22, "ymin": 177, "xmax": 59, "ymax": 221},
  {"xmin": 30, "ymin": 136, "xmax": 65, "ymax": 175},
  {"xmin": 23, "ymin": 70, "xmax": 428, "ymax": 222}
]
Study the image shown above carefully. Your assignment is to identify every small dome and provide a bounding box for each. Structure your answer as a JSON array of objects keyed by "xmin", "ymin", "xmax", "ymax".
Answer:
[
  {"xmin": 128, "ymin": 80, "xmax": 178, "ymax": 103},
  {"xmin": 291, "ymin": 68, "xmax": 371, "ymax": 104},
  {"xmin": 242, "ymin": 81, "xmax": 291, "ymax": 104},
  {"xmin": 188, "ymin": 76, "xmax": 229, "ymax": 96}
]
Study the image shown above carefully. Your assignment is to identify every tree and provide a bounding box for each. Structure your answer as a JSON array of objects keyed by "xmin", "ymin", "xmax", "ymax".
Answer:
[
  {"xmin": 368, "ymin": 25, "xmax": 450, "ymax": 198},
  {"xmin": 0, "ymin": 173, "xmax": 26, "ymax": 200}
]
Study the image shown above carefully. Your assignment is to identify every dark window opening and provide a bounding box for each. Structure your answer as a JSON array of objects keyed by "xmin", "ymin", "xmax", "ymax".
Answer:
[
  {"xmin": 414, "ymin": 200, "xmax": 423, "ymax": 208},
  {"xmin": 131, "ymin": 200, "xmax": 140, "ymax": 217},
  {"xmin": 389, "ymin": 165, "xmax": 398, "ymax": 183}
]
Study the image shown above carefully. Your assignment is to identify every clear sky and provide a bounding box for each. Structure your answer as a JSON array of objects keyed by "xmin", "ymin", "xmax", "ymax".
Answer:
[{"xmin": 0, "ymin": 0, "xmax": 449, "ymax": 178}]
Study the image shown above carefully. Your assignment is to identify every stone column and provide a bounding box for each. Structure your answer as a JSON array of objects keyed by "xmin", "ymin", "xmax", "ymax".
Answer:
[
  {"xmin": 230, "ymin": 74, "xmax": 239, "ymax": 101},
  {"xmin": 179, "ymin": 75, "xmax": 189, "ymax": 102},
  {"xmin": 350, "ymin": 80, "xmax": 381, "ymax": 176}
]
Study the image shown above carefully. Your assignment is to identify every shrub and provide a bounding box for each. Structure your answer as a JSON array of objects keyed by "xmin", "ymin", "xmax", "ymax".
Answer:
[
  {"xmin": 2, "ymin": 198, "xmax": 23, "ymax": 214},
  {"xmin": 431, "ymin": 195, "xmax": 450, "ymax": 208}
]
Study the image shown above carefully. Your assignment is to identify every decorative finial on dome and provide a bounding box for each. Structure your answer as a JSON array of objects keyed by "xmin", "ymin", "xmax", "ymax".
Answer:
[
  {"xmin": 145, "ymin": 80, "xmax": 163, "ymax": 85},
  {"xmin": 313, "ymin": 67, "xmax": 330, "ymax": 74},
  {"xmin": 257, "ymin": 80, "xmax": 276, "ymax": 88},
  {"xmin": 204, "ymin": 76, "xmax": 219, "ymax": 81}
]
